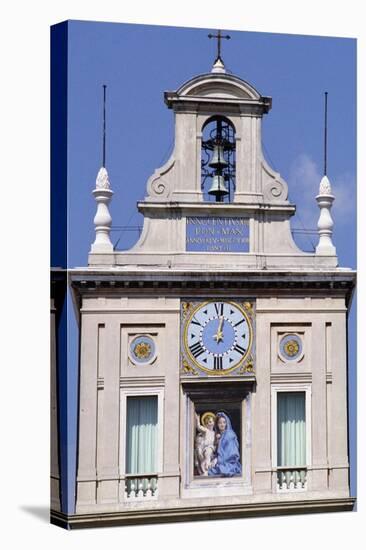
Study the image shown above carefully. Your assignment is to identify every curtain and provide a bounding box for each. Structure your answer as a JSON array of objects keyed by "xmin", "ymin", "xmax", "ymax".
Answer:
[
  {"xmin": 126, "ymin": 396, "xmax": 158, "ymax": 474},
  {"xmin": 277, "ymin": 392, "xmax": 306, "ymax": 467}
]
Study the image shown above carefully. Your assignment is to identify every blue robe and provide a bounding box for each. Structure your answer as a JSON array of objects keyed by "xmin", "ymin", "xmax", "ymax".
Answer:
[{"xmin": 208, "ymin": 412, "xmax": 242, "ymax": 477}]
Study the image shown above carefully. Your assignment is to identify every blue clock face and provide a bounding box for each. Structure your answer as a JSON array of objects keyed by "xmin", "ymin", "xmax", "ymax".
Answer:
[{"xmin": 184, "ymin": 301, "xmax": 252, "ymax": 373}]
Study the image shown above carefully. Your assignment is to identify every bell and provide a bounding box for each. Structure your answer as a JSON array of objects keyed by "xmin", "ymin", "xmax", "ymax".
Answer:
[
  {"xmin": 209, "ymin": 145, "xmax": 228, "ymax": 169},
  {"xmin": 208, "ymin": 175, "xmax": 229, "ymax": 200}
]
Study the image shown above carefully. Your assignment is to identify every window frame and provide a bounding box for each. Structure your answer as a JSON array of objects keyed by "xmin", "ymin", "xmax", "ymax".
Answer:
[
  {"xmin": 271, "ymin": 384, "xmax": 312, "ymax": 487},
  {"xmin": 120, "ymin": 386, "xmax": 164, "ymax": 480}
]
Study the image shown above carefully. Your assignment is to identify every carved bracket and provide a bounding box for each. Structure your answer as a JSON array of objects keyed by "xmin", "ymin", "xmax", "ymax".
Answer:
[
  {"xmin": 261, "ymin": 159, "xmax": 288, "ymax": 202},
  {"xmin": 146, "ymin": 156, "xmax": 175, "ymax": 200}
]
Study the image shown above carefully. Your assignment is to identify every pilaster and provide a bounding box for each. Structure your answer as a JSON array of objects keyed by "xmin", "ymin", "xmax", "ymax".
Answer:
[
  {"xmin": 253, "ymin": 312, "xmax": 272, "ymax": 492},
  {"xmin": 160, "ymin": 306, "xmax": 181, "ymax": 498},
  {"xmin": 96, "ymin": 320, "xmax": 121, "ymax": 504},
  {"xmin": 309, "ymin": 318, "xmax": 328, "ymax": 491},
  {"xmin": 76, "ymin": 315, "xmax": 99, "ymax": 508},
  {"xmin": 328, "ymin": 313, "xmax": 349, "ymax": 492}
]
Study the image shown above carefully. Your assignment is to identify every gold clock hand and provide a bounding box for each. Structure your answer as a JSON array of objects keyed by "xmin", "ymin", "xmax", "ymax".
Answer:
[
  {"xmin": 213, "ymin": 316, "xmax": 224, "ymax": 342},
  {"xmin": 218, "ymin": 315, "xmax": 224, "ymax": 333}
]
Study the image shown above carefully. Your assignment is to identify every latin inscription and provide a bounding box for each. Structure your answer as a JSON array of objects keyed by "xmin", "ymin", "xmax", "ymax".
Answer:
[{"xmin": 186, "ymin": 217, "xmax": 249, "ymax": 252}]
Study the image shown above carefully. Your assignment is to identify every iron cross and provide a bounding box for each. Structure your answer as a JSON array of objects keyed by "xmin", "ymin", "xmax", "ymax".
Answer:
[{"xmin": 208, "ymin": 30, "xmax": 231, "ymax": 62}]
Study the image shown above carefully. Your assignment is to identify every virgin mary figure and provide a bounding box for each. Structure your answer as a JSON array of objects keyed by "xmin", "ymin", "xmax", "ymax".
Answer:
[{"xmin": 208, "ymin": 411, "xmax": 241, "ymax": 477}]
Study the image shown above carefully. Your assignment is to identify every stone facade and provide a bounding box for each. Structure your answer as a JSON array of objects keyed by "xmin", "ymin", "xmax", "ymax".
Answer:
[{"xmin": 67, "ymin": 276, "xmax": 353, "ymax": 524}]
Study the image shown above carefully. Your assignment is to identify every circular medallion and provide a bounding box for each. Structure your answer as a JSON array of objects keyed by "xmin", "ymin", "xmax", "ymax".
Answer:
[
  {"xmin": 279, "ymin": 334, "xmax": 303, "ymax": 361},
  {"xmin": 129, "ymin": 335, "xmax": 156, "ymax": 365}
]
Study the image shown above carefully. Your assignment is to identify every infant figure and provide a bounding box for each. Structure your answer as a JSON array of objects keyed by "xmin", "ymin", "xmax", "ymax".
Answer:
[{"xmin": 194, "ymin": 411, "xmax": 217, "ymax": 476}]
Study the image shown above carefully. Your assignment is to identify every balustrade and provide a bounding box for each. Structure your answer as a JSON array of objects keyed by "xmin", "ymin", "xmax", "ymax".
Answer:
[
  {"xmin": 277, "ymin": 467, "xmax": 307, "ymax": 491},
  {"xmin": 125, "ymin": 475, "xmax": 158, "ymax": 499}
]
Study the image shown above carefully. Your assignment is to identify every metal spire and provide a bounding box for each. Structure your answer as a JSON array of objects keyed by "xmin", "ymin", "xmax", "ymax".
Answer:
[
  {"xmin": 102, "ymin": 84, "xmax": 107, "ymax": 167},
  {"xmin": 323, "ymin": 91, "xmax": 328, "ymax": 176}
]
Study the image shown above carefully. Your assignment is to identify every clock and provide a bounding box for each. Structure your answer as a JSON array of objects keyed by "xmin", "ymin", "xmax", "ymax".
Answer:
[{"xmin": 183, "ymin": 300, "xmax": 253, "ymax": 375}]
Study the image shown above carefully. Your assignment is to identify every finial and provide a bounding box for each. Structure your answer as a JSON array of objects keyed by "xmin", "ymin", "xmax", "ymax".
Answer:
[
  {"xmin": 211, "ymin": 57, "xmax": 226, "ymax": 74},
  {"xmin": 315, "ymin": 91, "xmax": 336, "ymax": 256},
  {"xmin": 208, "ymin": 30, "xmax": 230, "ymax": 72},
  {"xmin": 90, "ymin": 85, "xmax": 114, "ymax": 254},
  {"xmin": 319, "ymin": 174, "xmax": 332, "ymax": 195},
  {"xmin": 96, "ymin": 166, "xmax": 110, "ymax": 189}
]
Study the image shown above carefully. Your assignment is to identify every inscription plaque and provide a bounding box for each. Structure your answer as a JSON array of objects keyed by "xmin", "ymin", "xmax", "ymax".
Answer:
[{"xmin": 186, "ymin": 217, "xmax": 250, "ymax": 252}]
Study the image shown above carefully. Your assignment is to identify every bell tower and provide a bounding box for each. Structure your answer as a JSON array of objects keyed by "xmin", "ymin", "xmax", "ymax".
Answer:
[
  {"xmin": 66, "ymin": 30, "xmax": 355, "ymax": 529},
  {"xmin": 161, "ymin": 63, "xmax": 274, "ymax": 206},
  {"xmin": 87, "ymin": 46, "xmax": 337, "ymax": 268}
]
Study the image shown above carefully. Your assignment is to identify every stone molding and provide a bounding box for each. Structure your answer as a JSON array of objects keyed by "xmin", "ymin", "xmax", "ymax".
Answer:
[{"xmin": 51, "ymin": 497, "xmax": 355, "ymax": 529}]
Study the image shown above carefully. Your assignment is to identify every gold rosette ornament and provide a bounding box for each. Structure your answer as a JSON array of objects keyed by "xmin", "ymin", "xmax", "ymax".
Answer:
[
  {"xmin": 284, "ymin": 339, "xmax": 299, "ymax": 357},
  {"xmin": 134, "ymin": 341, "xmax": 152, "ymax": 359}
]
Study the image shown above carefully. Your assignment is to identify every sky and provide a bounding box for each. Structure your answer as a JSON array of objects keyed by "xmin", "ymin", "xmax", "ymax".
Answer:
[
  {"xmin": 67, "ymin": 21, "xmax": 356, "ymax": 261},
  {"xmin": 60, "ymin": 20, "xmax": 356, "ymax": 512}
]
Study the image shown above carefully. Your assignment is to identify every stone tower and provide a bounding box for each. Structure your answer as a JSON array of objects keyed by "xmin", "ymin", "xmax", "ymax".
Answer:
[{"xmin": 58, "ymin": 45, "xmax": 356, "ymax": 529}]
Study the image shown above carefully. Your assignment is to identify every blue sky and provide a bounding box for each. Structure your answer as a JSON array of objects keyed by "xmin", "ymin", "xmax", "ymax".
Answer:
[
  {"xmin": 63, "ymin": 20, "xmax": 356, "ymax": 511},
  {"xmin": 67, "ymin": 21, "xmax": 356, "ymax": 261}
]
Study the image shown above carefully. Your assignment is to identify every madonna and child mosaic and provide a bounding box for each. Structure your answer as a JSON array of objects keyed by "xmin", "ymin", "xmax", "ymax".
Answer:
[{"xmin": 194, "ymin": 410, "xmax": 241, "ymax": 477}]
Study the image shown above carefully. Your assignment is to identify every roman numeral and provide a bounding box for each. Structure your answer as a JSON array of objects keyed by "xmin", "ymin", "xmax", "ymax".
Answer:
[
  {"xmin": 191, "ymin": 316, "xmax": 202, "ymax": 326},
  {"xmin": 234, "ymin": 344, "xmax": 246, "ymax": 355},
  {"xmin": 189, "ymin": 342, "xmax": 205, "ymax": 358},
  {"xmin": 234, "ymin": 318, "xmax": 245, "ymax": 327},
  {"xmin": 214, "ymin": 302, "xmax": 224, "ymax": 316},
  {"xmin": 213, "ymin": 356, "xmax": 223, "ymax": 370}
]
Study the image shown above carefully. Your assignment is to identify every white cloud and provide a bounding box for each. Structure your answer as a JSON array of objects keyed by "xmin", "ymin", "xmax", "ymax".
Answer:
[
  {"xmin": 288, "ymin": 153, "xmax": 320, "ymax": 230},
  {"xmin": 289, "ymin": 153, "xmax": 320, "ymax": 192}
]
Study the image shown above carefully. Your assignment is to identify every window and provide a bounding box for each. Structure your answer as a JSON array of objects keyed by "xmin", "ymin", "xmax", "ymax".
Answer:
[
  {"xmin": 276, "ymin": 391, "xmax": 307, "ymax": 490},
  {"xmin": 125, "ymin": 396, "xmax": 158, "ymax": 498}
]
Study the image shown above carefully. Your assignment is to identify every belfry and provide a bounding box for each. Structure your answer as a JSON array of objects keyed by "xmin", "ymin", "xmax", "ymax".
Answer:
[{"xmin": 52, "ymin": 29, "xmax": 356, "ymax": 528}]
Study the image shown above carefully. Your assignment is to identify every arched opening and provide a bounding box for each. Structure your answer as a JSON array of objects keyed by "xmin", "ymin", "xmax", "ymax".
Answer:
[{"xmin": 201, "ymin": 116, "xmax": 236, "ymax": 203}]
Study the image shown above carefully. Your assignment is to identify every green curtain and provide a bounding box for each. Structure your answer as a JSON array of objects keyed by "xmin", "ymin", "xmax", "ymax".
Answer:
[
  {"xmin": 126, "ymin": 396, "xmax": 158, "ymax": 474},
  {"xmin": 277, "ymin": 392, "xmax": 306, "ymax": 467}
]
